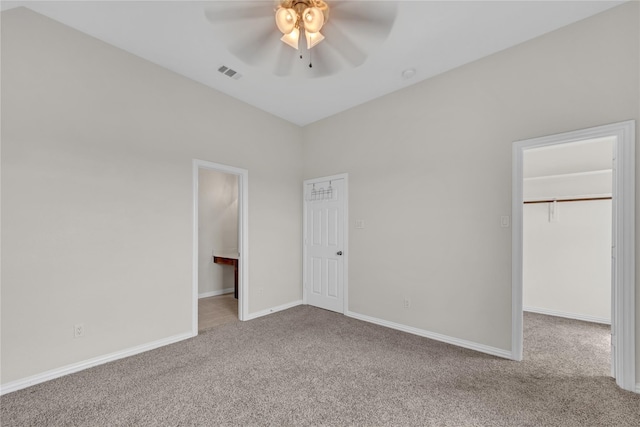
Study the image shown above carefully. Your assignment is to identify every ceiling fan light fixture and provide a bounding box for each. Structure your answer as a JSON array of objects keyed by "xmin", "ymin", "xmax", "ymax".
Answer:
[
  {"xmin": 305, "ymin": 31, "xmax": 324, "ymax": 49},
  {"xmin": 302, "ymin": 7, "xmax": 324, "ymax": 33},
  {"xmin": 275, "ymin": 1, "xmax": 328, "ymax": 50},
  {"xmin": 275, "ymin": 7, "xmax": 297, "ymax": 34},
  {"xmin": 280, "ymin": 27, "xmax": 300, "ymax": 50}
]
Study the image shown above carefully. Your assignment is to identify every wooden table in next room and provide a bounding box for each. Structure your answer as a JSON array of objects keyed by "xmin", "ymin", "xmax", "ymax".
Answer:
[{"xmin": 213, "ymin": 254, "xmax": 239, "ymax": 299}]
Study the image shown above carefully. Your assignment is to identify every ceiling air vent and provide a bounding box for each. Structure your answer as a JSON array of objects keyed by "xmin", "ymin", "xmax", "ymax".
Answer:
[{"xmin": 217, "ymin": 65, "xmax": 242, "ymax": 80}]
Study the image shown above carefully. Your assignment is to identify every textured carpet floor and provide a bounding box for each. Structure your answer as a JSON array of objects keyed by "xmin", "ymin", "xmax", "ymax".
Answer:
[{"xmin": 1, "ymin": 307, "xmax": 639, "ymax": 426}]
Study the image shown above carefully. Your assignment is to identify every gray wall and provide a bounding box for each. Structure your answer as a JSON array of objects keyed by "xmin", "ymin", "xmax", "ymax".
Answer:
[
  {"xmin": 302, "ymin": 2, "xmax": 638, "ymax": 359},
  {"xmin": 1, "ymin": 8, "xmax": 303, "ymax": 384}
]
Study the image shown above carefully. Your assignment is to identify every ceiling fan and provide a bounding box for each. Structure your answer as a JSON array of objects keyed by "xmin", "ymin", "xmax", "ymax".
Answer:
[{"xmin": 204, "ymin": 1, "xmax": 398, "ymax": 78}]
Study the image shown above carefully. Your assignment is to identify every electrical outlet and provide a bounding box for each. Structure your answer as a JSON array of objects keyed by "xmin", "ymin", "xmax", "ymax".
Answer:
[
  {"xmin": 74, "ymin": 323, "xmax": 85, "ymax": 338},
  {"xmin": 403, "ymin": 298, "xmax": 411, "ymax": 309}
]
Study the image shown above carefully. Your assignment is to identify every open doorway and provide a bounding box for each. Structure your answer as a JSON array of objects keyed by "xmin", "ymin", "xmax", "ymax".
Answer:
[
  {"xmin": 523, "ymin": 138, "xmax": 613, "ymax": 324},
  {"xmin": 512, "ymin": 120, "xmax": 635, "ymax": 392},
  {"xmin": 192, "ymin": 160, "xmax": 249, "ymax": 335},
  {"xmin": 522, "ymin": 137, "xmax": 613, "ymax": 380},
  {"xmin": 198, "ymin": 168, "xmax": 239, "ymax": 331}
]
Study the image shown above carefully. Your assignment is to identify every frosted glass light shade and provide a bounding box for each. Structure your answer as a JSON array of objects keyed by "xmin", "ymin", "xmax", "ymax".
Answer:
[
  {"xmin": 280, "ymin": 27, "xmax": 300, "ymax": 49},
  {"xmin": 302, "ymin": 7, "xmax": 324, "ymax": 33},
  {"xmin": 275, "ymin": 7, "xmax": 297, "ymax": 34},
  {"xmin": 305, "ymin": 31, "xmax": 325, "ymax": 49}
]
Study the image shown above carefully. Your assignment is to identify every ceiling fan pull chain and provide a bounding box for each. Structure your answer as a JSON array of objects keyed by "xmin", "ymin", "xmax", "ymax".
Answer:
[{"xmin": 309, "ymin": 48, "xmax": 313, "ymax": 68}]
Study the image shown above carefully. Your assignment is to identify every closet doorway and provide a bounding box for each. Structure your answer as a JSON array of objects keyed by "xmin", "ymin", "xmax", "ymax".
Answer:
[
  {"xmin": 192, "ymin": 160, "xmax": 249, "ymax": 334},
  {"xmin": 522, "ymin": 138, "xmax": 613, "ymax": 382},
  {"xmin": 522, "ymin": 138, "xmax": 613, "ymax": 325},
  {"xmin": 512, "ymin": 120, "xmax": 635, "ymax": 392}
]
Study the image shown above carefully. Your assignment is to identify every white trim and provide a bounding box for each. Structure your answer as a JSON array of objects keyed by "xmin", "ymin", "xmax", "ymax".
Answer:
[
  {"xmin": 512, "ymin": 120, "xmax": 635, "ymax": 392},
  {"xmin": 302, "ymin": 173, "xmax": 349, "ymax": 314},
  {"xmin": 636, "ymin": 383, "xmax": 640, "ymax": 394},
  {"xmin": 198, "ymin": 288, "xmax": 234, "ymax": 299},
  {"xmin": 193, "ymin": 159, "xmax": 249, "ymax": 333},
  {"xmin": 244, "ymin": 300, "xmax": 303, "ymax": 321},
  {"xmin": 0, "ymin": 332, "xmax": 193, "ymax": 396},
  {"xmin": 512, "ymin": 141, "xmax": 525, "ymax": 362},
  {"xmin": 346, "ymin": 310, "xmax": 512, "ymax": 360},
  {"xmin": 343, "ymin": 176, "xmax": 349, "ymax": 314},
  {"xmin": 524, "ymin": 306, "xmax": 610, "ymax": 325}
]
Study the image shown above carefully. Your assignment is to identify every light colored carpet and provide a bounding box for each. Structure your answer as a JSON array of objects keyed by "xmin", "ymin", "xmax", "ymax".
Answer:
[{"xmin": 2, "ymin": 307, "xmax": 639, "ymax": 426}]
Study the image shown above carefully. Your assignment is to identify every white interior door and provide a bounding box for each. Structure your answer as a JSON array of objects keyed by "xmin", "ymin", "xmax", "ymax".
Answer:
[{"xmin": 304, "ymin": 177, "xmax": 346, "ymax": 313}]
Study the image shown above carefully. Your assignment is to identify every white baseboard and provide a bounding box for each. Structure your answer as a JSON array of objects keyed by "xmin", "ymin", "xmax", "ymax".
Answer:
[
  {"xmin": 345, "ymin": 310, "xmax": 513, "ymax": 360},
  {"xmin": 199, "ymin": 288, "xmax": 234, "ymax": 299},
  {"xmin": 524, "ymin": 306, "xmax": 611, "ymax": 325},
  {"xmin": 0, "ymin": 331, "xmax": 194, "ymax": 396},
  {"xmin": 244, "ymin": 300, "xmax": 303, "ymax": 321}
]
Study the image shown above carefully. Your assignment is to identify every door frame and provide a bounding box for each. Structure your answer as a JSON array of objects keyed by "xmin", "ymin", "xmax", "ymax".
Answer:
[
  {"xmin": 511, "ymin": 120, "xmax": 635, "ymax": 392},
  {"xmin": 302, "ymin": 173, "xmax": 349, "ymax": 313},
  {"xmin": 192, "ymin": 159, "xmax": 249, "ymax": 333}
]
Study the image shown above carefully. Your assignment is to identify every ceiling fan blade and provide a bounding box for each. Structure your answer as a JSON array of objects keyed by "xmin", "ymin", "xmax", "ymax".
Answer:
[
  {"xmin": 205, "ymin": 2, "xmax": 287, "ymax": 71},
  {"xmin": 330, "ymin": 1, "xmax": 398, "ymax": 31},
  {"xmin": 204, "ymin": 3, "xmax": 273, "ymax": 24},
  {"xmin": 229, "ymin": 22, "xmax": 282, "ymax": 66},
  {"xmin": 321, "ymin": 21, "xmax": 367, "ymax": 67},
  {"xmin": 305, "ymin": 44, "xmax": 343, "ymax": 78},
  {"xmin": 273, "ymin": 43, "xmax": 296, "ymax": 77}
]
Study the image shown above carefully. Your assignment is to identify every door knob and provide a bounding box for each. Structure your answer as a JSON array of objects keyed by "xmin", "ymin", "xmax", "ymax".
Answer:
[{"xmin": 336, "ymin": 251, "xmax": 343, "ymax": 256}]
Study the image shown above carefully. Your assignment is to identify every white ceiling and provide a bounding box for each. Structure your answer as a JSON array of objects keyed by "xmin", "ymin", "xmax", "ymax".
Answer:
[{"xmin": 1, "ymin": 1, "xmax": 626, "ymax": 126}]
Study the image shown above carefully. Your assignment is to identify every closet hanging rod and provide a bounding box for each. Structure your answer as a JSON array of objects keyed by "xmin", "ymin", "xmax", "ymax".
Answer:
[{"xmin": 524, "ymin": 196, "xmax": 612, "ymax": 205}]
